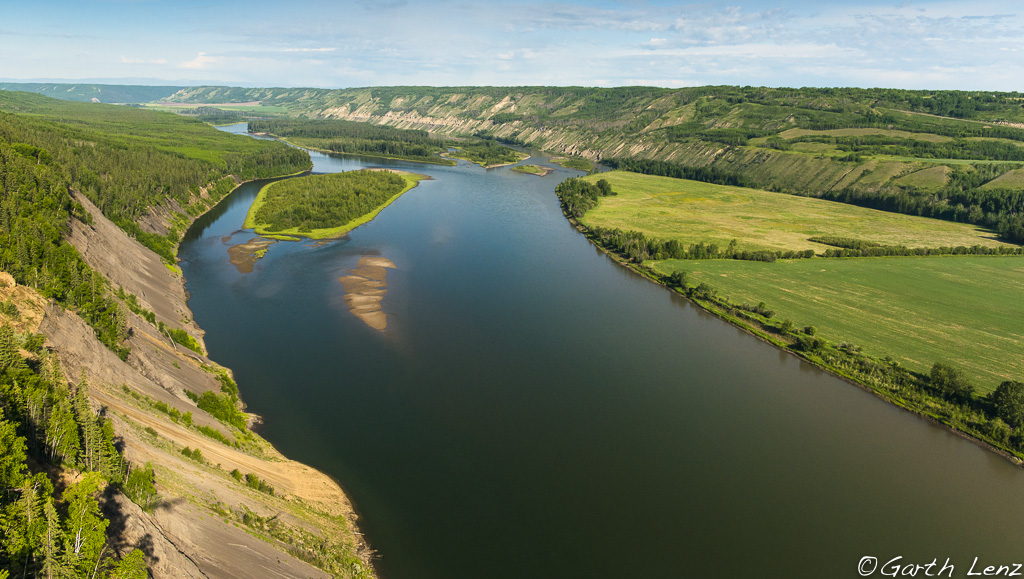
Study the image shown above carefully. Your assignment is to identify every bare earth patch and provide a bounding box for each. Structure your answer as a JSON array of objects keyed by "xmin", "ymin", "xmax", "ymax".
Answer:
[
  {"xmin": 339, "ymin": 257, "xmax": 396, "ymax": 332},
  {"xmin": 227, "ymin": 237, "xmax": 277, "ymax": 274}
]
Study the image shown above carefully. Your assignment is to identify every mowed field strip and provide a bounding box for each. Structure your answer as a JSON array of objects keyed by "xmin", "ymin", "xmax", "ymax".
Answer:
[
  {"xmin": 579, "ymin": 171, "xmax": 1012, "ymax": 253},
  {"xmin": 652, "ymin": 257, "xmax": 1024, "ymax": 390}
]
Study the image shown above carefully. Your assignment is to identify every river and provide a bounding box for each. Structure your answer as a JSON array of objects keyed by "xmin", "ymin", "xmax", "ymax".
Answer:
[{"xmin": 178, "ymin": 123, "xmax": 1024, "ymax": 578}]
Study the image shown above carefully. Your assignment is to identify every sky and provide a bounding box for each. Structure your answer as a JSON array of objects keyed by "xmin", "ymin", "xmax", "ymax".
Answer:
[{"xmin": 2, "ymin": 0, "xmax": 1022, "ymax": 91}]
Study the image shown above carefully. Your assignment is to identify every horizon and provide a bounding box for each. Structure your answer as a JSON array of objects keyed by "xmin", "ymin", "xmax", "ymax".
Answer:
[{"xmin": 3, "ymin": 1, "xmax": 1022, "ymax": 92}]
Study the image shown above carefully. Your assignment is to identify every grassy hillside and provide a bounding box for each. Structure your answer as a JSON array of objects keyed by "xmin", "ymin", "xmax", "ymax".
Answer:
[
  {"xmin": 156, "ymin": 85, "xmax": 1024, "ymax": 243},
  {"xmin": 579, "ymin": 171, "xmax": 1010, "ymax": 253},
  {"xmin": 653, "ymin": 256, "xmax": 1024, "ymax": 390},
  {"xmin": 0, "ymin": 82, "xmax": 183, "ymax": 103}
]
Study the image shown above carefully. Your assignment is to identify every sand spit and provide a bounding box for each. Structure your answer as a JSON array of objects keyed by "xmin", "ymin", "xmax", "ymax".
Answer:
[
  {"xmin": 339, "ymin": 256, "xmax": 396, "ymax": 332},
  {"xmin": 227, "ymin": 237, "xmax": 277, "ymax": 273}
]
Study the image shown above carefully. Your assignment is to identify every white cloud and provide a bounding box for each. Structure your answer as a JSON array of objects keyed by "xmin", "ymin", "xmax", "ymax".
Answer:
[{"xmin": 180, "ymin": 52, "xmax": 216, "ymax": 70}]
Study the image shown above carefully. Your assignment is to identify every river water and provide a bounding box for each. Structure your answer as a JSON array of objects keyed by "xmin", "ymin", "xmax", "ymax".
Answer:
[{"xmin": 179, "ymin": 124, "xmax": 1024, "ymax": 578}]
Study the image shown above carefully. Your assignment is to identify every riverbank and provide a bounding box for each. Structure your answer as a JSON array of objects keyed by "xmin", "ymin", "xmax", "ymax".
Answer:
[
  {"xmin": 176, "ymin": 171, "xmax": 378, "ymax": 573},
  {"xmin": 271, "ymin": 135, "xmax": 458, "ymax": 166},
  {"xmin": 561, "ymin": 209, "xmax": 1024, "ymax": 469},
  {"xmin": 61, "ymin": 164, "xmax": 378, "ymax": 576}
]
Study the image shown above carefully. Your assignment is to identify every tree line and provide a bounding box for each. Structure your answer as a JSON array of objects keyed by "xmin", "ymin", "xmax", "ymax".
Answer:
[
  {"xmin": 791, "ymin": 134, "xmax": 1024, "ymax": 162},
  {"xmin": 249, "ymin": 118, "xmax": 455, "ymax": 165}
]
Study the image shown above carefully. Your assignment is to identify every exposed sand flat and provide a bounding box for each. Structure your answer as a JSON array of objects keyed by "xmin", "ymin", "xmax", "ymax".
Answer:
[
  {"xmin": 227, "ymin": 237, "xmax": 277, "ymax": 273},
  {"xmin": 339, "ymin": 256, "xmax": 396, "ymax": 331}
]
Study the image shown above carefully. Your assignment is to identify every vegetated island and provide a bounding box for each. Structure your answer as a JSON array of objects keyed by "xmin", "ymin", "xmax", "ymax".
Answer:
[
  {"xmin": 511, "ymin": 164, "xmax": 554, "ymax": 176},
  {"xmin": 244, "ymin": 169, "xmax": 427, "ymax": 240},
  {"xmin": 556, "ymin": 170, "xmax": 1024, "ymax": 466},
  {"xmin": 550, "ymin": 156, "xmax": 594, "ymax": 172},
  {"xmin": 443, "ymin": 140, "xmax": 529, "ymax": 168}
]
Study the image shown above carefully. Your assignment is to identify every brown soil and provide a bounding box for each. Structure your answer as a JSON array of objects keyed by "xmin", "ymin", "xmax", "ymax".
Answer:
[
  {"xmin": 226, "ymin": 238, "xmax": 277, "ymax": 274},
  {"xmin": 339, "ymin": 257, "xmax": 395, "ymax": 332},
  {"xmin": 0, "ymin": 271, "xmax": 47, "ymax": 333},
  {"xmin": 65, "ymin": 191, "xmax": 206, "ymax": 351}
]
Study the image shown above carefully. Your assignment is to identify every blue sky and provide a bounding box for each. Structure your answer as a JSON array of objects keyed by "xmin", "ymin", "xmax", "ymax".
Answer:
[{"xmin": 2, "ymin": 0, "xmax": 1022, "ymax": 90}]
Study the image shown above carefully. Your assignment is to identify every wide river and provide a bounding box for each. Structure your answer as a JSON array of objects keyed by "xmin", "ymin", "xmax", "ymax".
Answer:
[{"xmin": 179, "ymin": 124, "xmax": 1024, "ymax": 579}]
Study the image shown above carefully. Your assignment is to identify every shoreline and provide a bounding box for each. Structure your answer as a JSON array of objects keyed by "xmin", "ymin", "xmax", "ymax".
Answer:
[
  {"xmin": 561, "ymin": 210, "xmax": 1024, "ymax": 470},
  {"xmin": 173, "ymin": 167, "xmax": 379, "ymax": 572},
  {"xmin": 441, "ymin": 150, "xmax": 530, "ymax": 168},
  {"xmin": 273, "ymin": 135, "xmax": 457, "ymax": 166},
  {"xmin": 512, "ymin": 164, "xmax": 555, "ymax": 176}
]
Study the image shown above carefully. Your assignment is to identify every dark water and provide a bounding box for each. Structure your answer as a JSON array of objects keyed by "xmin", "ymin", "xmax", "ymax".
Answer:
[{"xmin": 179, "ymin": 124, "xmax": 1024, "ymax": 579}]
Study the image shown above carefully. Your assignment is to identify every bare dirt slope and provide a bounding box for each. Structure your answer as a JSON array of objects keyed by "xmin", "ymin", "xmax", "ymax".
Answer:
[
  {"xmin": 66, "ymin": 190, "xmax": 205, "ymax": 349},
  {"xmin": 26, "ymin": 194, "xmax": 375, "ymax": 577}
]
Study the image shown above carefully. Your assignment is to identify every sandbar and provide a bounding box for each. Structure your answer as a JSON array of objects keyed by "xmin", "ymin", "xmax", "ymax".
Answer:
[
  {"xmin": 338, "ymin": 256, "xmax": 396, "ymax": 332},
  {"xmin": 227, "ymin": 237, "xmax": 277, "ymax": 274}
]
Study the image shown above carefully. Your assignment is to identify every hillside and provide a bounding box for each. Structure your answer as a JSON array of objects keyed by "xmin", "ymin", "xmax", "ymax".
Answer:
[
  {"xmin": 156, "ymin": 85, "xmax": 1024, "ymax": 243},
  {"xmin": 0, "ymin": 93, "xmax": 371, "ymax": 577},
  {"xmin": 0, "ymin": 83, "xmax": 183, "ymax": 104}
]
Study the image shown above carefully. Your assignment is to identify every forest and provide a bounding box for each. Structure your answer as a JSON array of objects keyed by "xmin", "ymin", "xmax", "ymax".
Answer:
[
  {"xmin": 0, "ymin": 92, "xmax": 310, "ymax": 261},
  {"xmin": 0, "ymin": 94, "xmax": 325, "ymax": 577},
  {"xmin": 250, "ymin": 119, "xmax": 455, "ymax": 165},
  {"xmin": 247, "ymin": 170, "xmax": 413, "ymax": 235},
  {"xmin": 248, "ymin": 118, "xmax": 524, "ymax": 167},
  {"xmin": 0, "ymin": 340, "xmax": 153, "ymax": 577},
  {"xmin": 445, "ymin": 140, "xmax": 524, "ymax": 167}
]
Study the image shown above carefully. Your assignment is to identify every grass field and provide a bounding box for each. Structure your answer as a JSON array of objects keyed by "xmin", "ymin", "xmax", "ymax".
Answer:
[
  {"xmin": 550, "ymin": 156, "xmax": 594, "ymax": 171},
  {"xmin": 894, "ymin": 165, "xmax": 951, "ymax": 190},
  {"xmin": 579, "ymin": 171, "xmax": 1011, "ymax": 253},
  {"xmin": 983, "ymin": 167, "xmax": 1024, "ymax": 189},
  {"xmin": 778, "ymin": 127, "xmax": 953, "ymax": 143},
  {"xmin": 651, "ymin": 256, "xmax": 1024, "ymax": 390}
]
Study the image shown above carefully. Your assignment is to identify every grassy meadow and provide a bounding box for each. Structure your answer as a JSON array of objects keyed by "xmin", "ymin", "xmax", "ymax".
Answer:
[
  {"xmin": 579, "ymin": 171, "xmax": 1011, "ymax": 253},
  {"xmin": 652, "ymin": 256, "xmax": 1024, "ymax": 391},
  {"xmin": 574, "ymin": 170, "xmax": 1023, "ymax": 392}
]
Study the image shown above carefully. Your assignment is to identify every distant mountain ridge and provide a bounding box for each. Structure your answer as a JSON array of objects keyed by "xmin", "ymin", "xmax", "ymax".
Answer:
[{"xmin": 0, "ymin": 82, "xmax": 184, "ymax": 103}]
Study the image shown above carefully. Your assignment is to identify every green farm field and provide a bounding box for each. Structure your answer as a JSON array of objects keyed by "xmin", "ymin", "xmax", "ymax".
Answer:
[
  {"xmin": 652, "ymin": 256, "xmax": 1024, "ymax": 391},
  {"xmin": 579, "ymin": 171, "xmax": 1012, "ymax": 253}
]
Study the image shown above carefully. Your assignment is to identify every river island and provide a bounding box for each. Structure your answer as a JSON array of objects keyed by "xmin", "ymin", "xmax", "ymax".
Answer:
[{"xmin": 243, "ymin": 169, "xmax": 428, "ymax": 240}]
